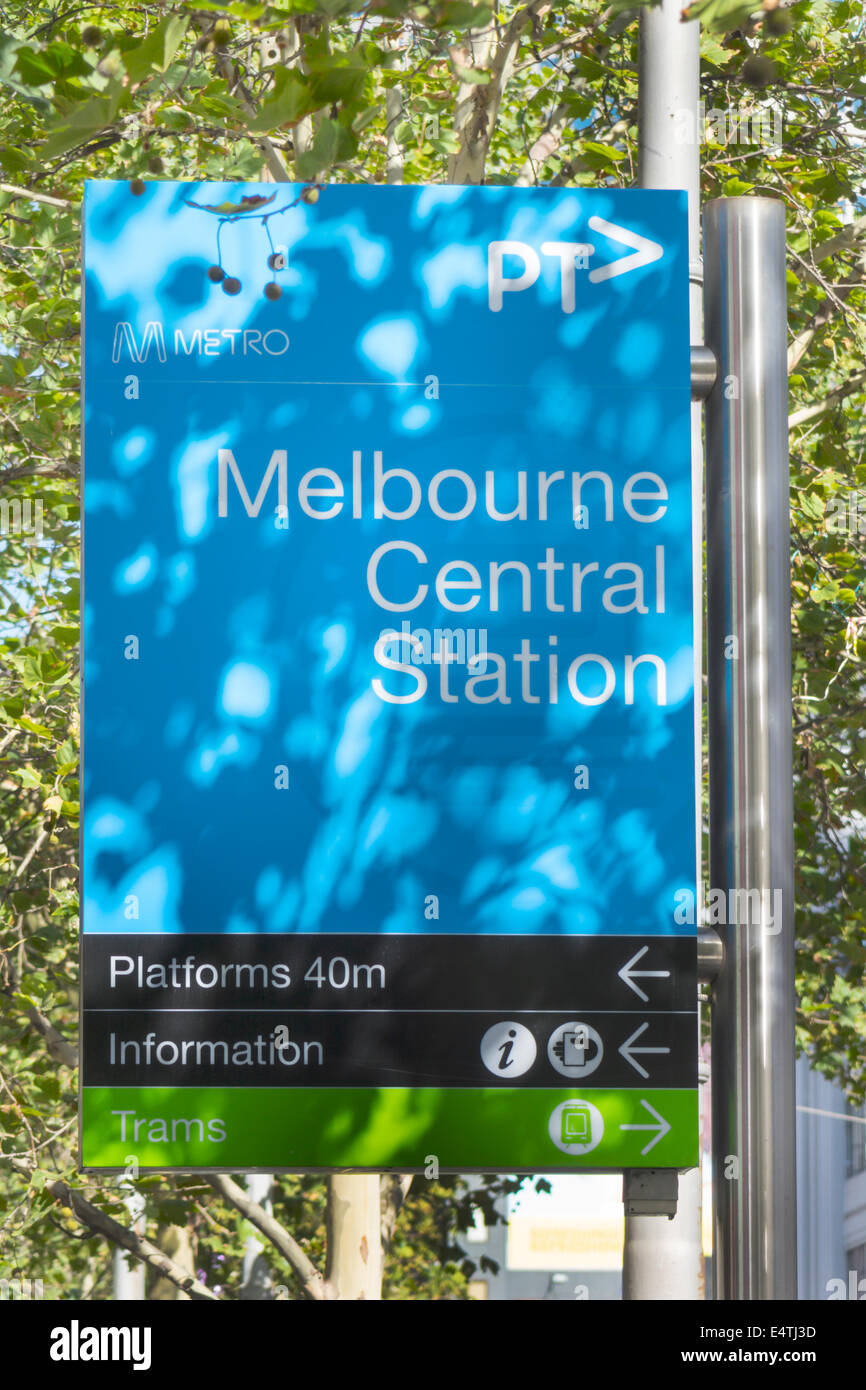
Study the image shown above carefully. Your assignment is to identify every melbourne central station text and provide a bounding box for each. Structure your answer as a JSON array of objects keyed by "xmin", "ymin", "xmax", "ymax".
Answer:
[{"xmin": 218, "ymin": 447, "xmax": 675, "ymax": 708}]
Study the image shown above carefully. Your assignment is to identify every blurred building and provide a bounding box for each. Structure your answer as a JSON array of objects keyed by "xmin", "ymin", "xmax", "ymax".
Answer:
[
  {"xmin": 796, "ymin": 1056, "xmax": 866, "ymax": 1300},
  {"xmin": 463, "ymin": 1175, "xmax": 624, "ymax": 1301},
  {"xmin": 461, "ymin": 1058, "xmax": 866, "ymax": 1300}
]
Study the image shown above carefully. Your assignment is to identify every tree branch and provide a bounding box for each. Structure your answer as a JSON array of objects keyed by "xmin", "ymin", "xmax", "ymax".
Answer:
[
  {"xmin": 809, "ymin": 213, "xmax": 866, "ymax": 270},
  {"xmin": 385, "ymin": 83, "xmax": 404, "ymax": 185},
  {"xmin": 380, "ymin": 1173, "xmax": 412, "ymax": 1256},
  {"xmin": 1, "ymin": 977, "xmax": 79, "ymax": 1069},
  {"xmin": 214, "ymin": 55, "xmax": 292, "ymax": 182},
  {"xmin": 5, "ymin": 1156, "xmax": 220, "ymax": 1300},
  {"xmin": 788, "ymin": 368, "xmax": 866, "ymax": 429},
  {"xmin": 515, "ymin": 104, "xmax": 570, "ymax": 185},
  {"xmin": 56, "ymin": 1179, "xmax": 219, "ymax": 1300},
  {"xmin": 449, "ymin": 4, "xmax": 551, "ymax": 184},
  {"xmin": 285, "ymin": 20, "xmax": 315, "ymax": 161},
  {"xmin": 0, "ymin": 182, "xmax": 73, "ymax": 210},
  {"xmin": 788, "ymin": 282, "xmax": 855, "ymax": 373},
  {"xmin": 206, "ymin": 1172, "xmax": 327, "ymax": 1300}
]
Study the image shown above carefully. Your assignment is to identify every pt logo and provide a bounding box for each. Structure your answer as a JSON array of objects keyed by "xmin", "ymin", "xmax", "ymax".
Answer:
[
  {"xmin": 480, "ymin": 1021, "xmax": 537, "ymax": 1078},
  {"xmin": 488, "ymin": 218, "xmax": 664, "ymax": 310}
]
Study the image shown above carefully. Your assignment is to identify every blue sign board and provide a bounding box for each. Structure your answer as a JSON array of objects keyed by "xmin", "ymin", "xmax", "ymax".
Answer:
[{"xmin": 81, "ymin": 182, "xmax": 698, "ymax": 1171}]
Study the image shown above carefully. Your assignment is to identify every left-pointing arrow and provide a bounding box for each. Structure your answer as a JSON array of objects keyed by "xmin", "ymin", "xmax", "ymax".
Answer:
[
  {"xmin": 587, "ymin": 215, "xmax": 664, "ymax": 284},
  {"xmin": 618, "ymin": 1021, "xmax": 671, "ymax": 1079},
  {"xmin": 620, "ymin": 1099, "xmax": 671, "ymax": 1155}
]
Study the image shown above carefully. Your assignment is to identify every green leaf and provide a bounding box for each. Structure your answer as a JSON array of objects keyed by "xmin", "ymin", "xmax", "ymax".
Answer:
[
  {"xmin": 186, "ymin": 1, "xmax": 265, "ymax": 14},
  {"xmin": 681, "ymin": 0, "xmax": 757, "ymax": 28},
  {"xmin": 156, "ymin": 1197, "xmax": 189, "ymax": 1226},
  {"xmin": 429, "ymin": 133, "xmax": 460, "ymax": 154},
  {"xmin": 701, "ymin": 36, "xmax": 738, "ymax": 66},
  {"xmin": 439, "ymin": 1, "xmax": 494, "ymax": 25},
  {"xmin": 801, "ymin": 493, "xmax": 826, "ymax": 521},
  {"xmin": 41, "ymin": 90, "xmax": 126, "ymax": 158},
  {"xmin": 17, "ymin": 716, "xmax": 53, "ymax": 738},
  {"xmin": 451, "ymin": 62, "xmax": 492, "ymax": 86},
  {"xmin": 0, "ymin": 144, "xmax": 33, "ymax": 172},
  {"xmin": 13, "ymin": 48, "xmax": 56, "ymax": 89},
  {"xmin": 155, "ymin": 104, "xmax": 195, "ymax": 131},
  {"xmin": 249, "ymin": 70, "xmax": 314, "ymax": 132},
  {"xmin": 121, "ymin": 16, "xmax": 189, "ymax": 85},
  {"xmin": 308, "ymin": 60, "xmax": 368, "ymax": 107},
  {"xmin": 295, "ymin": 116, "xmax": 355, "ymax": 179}
]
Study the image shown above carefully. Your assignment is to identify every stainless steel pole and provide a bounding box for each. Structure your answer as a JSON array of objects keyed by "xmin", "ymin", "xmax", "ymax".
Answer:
[
  {"xmin": 704, "ymin": 196, "xmax": 797, "ymax": 1300},
  {"xmin": 622, "ymin": 0, "xmax": 704, "ymax": 1301}
]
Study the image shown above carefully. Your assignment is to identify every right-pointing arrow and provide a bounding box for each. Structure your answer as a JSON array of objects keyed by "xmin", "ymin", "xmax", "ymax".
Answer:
[
  {"xmin": 618, "ymin": 945, "xmax": 671, "ymax": 1002},
  {"xmin": 586, "ymin": 215, "xmax": 664, "ymax": 283},
  {"xmin": 620, "ymin": 1100, "xmax": 672, "ymax": 1156},
  {"xmin": 618, "ymin": 1022, "xmax": 671, "ymax": 1079}
]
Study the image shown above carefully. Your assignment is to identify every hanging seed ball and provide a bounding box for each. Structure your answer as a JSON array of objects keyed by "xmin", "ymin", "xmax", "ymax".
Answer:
[
  {"xmin": 148, "ymin": 155, "xmax": 164, "ymax": 174},
  {"xmin": 130, "ymin": 179, "xmax": 146, "ymax": 196},
  {"xmin": 222, "ymin": 277, "xmax": 242, "ymax": 296},
  {"xmin": 267, "ymin": 252, "xmax": 287, "ymax": 271},
  {"xmin": 741, "ymin": 55, "xmax": 778, "ymax": 88},
  {"xmin": 764, "ymin": 8, "xmax": 792, "ymax": 34},
  {"xmin": 82, "ymin": 25, "xmax": 103, "ymax": 46},
  {"xmin": 208, "ymin": 265, "xmax": 225, "ymax": 283},
  {"xmin": 301, "ymin": 186, "xmax": 319, "ymax": 204},
  {"xmin": 264, "ymin": 283, "xmax": 282, "ymax": 301}
]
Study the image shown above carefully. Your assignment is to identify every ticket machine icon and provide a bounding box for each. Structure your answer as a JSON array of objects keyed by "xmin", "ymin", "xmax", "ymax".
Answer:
[{"xmin": 561, "ymin": 1102, "xmax": 592, "ymax": 1145}]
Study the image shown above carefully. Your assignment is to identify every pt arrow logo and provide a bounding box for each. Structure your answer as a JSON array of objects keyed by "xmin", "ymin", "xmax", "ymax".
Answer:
[
  {"xmin": 587, "ymin": 216, "xmax": 664, "ymax": 284},
  {"xmin": 620, "ymin": 1100, "xmax": 671, "ymax": 1155},
  {"xmin": 618, "ymin": 1022, "xmax": 671, "ymax": 1079},
  {"xmin": 618, "ymin": 945, "xmax": 671, "ymax": 1002}
]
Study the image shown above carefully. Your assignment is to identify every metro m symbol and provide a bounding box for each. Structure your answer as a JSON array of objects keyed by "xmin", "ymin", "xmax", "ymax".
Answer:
[{"xmin": 111, "ymin": 321, "xmax": 167, "ymax": 363}]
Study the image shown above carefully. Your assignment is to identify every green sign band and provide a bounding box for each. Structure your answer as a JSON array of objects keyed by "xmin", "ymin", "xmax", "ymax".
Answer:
[{"xmin": 81, "ymin": 1086, "xmax": 698, "ymax": 1172}]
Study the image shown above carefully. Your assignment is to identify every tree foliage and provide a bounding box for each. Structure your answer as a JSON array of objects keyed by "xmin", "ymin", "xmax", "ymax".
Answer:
[{"xmin": 0, "ymin": 0, "xmax": 864, "ymax": 1297}]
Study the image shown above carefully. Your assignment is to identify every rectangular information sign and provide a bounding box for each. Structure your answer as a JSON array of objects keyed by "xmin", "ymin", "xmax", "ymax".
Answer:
[{"xmin": 81, "ymin": 181, "xmax": 698, "ymax": 1172}]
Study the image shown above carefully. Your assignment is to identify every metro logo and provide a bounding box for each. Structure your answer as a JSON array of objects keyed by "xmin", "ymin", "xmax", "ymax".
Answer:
[
  {"xmin": 111, "ymin": 319, "xmax": 166, "ymax": 363},
  {"xmin": 110, "ymin": 321, "xmax": 289, "ymax": 361}
]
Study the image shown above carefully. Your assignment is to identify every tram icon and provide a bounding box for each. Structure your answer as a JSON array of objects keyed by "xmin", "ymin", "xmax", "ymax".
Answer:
[{"xmin": 561, "ymin": 1102, "xmax": 593, "ymax": 1145}]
